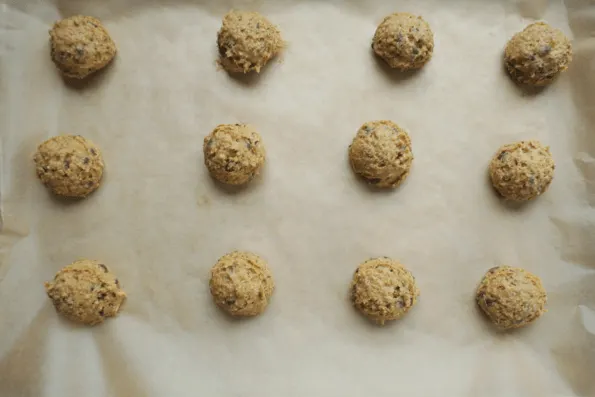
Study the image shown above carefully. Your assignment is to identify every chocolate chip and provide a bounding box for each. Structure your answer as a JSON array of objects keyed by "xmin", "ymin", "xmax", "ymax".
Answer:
[
  {"xmin": 64, "ymin": 160, "xmax": 70, "ymax": 169},
  {"xmin": 98, "ymin": 293, "xmax": 106, "ymax": 300},
  {"xmin": 367, "ymin": 178, "xmax": 381, "ymax": 184},
  {"xmin": 42, "ymin": 166, "xmax": 49, "ymax": 172},
  {"xmin": 498, "ymin": 151, "xmax": 508, "ymax": 161},
  {"xmin": 485, "ymin": 299, "xmax": 496, "ymax": 307},
  {"xmin": 226, "ymin": 298, "xmax": 236, "ymax": 305},
  {"xmin": 90, "ymin": 148, "xmax": 97, "ymax": 156},
  {"xmin": 99, "ymin": 309, "xmax": 105, "ymax": 316},
  {"xmin": 83, "ymin": 157, "xmax": 90, "ymax": 164},
  {"xmin": 98, "ymin": 264, "xmax": 108, "ymax": 272},
  {"xmin": 114, "ymin": 279, "xmax": 120, "ymax": 286}
]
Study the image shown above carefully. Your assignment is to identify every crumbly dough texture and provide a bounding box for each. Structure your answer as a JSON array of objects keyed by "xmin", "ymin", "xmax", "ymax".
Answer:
[
  {"xmin": 350, "ymin": 257, "xmax": 419, "ymax": 325},
  {"xmin": 504, "ymin": 22, "xmax": 572, "ymax": 86},
  {"xmin": 372, "ymin": 12, "xmax": 434, "ymax": 70},
  {"xmin": 45, "ymin": 259, "xmax": 126, "ymax": 325},
  {"xmin": 349, "ymin": 120, "xmax": 413, "ymax": 188},
  {"xmin": 209, "ymin": 251, "xmax": 275, "ymax": 317},
  {"xmin": 49, "ymin": 15, "xmax": 116, "ymax": 79},
  {"xmin": 204, "ymin": 124, "xmax": 266, "ymax": 185},
  {"xmin": 489, "ymin": 140, "xmax": 555, "ymax": 201},
  {"xmin": 217, "ymin": 10, "xmax": 283, "ymax": 73},
  {"xmin": 34, "ymin": 135, "xmax": 104, "ymax": 198},
  {"xmin": 476, "ymin": 266, "xmax": 546, "ymax": 330}
]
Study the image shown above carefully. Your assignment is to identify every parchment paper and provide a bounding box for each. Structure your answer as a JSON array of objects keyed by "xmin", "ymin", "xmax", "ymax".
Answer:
[{"xmin": 1, "ymin": 0, "xmax": 595, "ymax": 396}]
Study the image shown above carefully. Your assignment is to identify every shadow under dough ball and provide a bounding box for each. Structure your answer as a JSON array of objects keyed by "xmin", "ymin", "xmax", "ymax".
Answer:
[
  {"xmin": 348, "ymin": 120, "xmax": 413, "ymax": 188},
  {"xmin": 489, "ymin": 140, "xmax": 554, "ymax": 201},
  {"xmin": 350, "ymin": 257, "xmax": 419, "ymax": 325},
  {"xmin": 45, "ymin": 259, "xmax": 126, "ymax": 326},
  {"xmin": 33, "ymin": 135, "xmax": 104, "ymax": 198},
  {"xmin": 476, "ymin": 266, "xmax": 546, "ymax": 330},
  {"xmin": 504, "ymin": 22, "xmax": 572, "ymax": 86},
  {"xmin": 217, "ymin": 10, "xmax": 283, "ymax": 73},
  {"xmin": 209, "ymin": 251, "xmax": 275, "ymax": 317},
  {"xmin": 372, "ymin": 12, "xmax": 434, "ymax": 70},
  {"xmin": 203, "ymin": 124, "xmax": 266, "ymax": 185},
  {"xmin": 49, "ymin": 15, "xmax": 116, "ymax": 79}
]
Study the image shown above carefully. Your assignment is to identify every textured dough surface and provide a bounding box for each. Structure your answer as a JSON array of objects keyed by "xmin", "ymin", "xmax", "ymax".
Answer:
[
  {"xmin": 349, "ymin": 120, "xmax": 413, "ymax": 188},
  {"xmin": 504, "ymin": 22, "xmax": 572, "ymax": 86},
  {"xmin": 489, "ymin": 140, "xmax": 554, "ymax": 201},
  {"xmin": 204, "ymin": 124, "xmax": 266, "ymax": 185},
  {"xmin": 372, "ymin": 12, "xmax": 434, "ymax": 70},
  {"xmin": 45, "ymin": 259, "xmax": 126, "ymax": 325},
  {"xmin": 476, "ymin": 266, "xmax": 546, "ymax": 329},
  {"xmin": 33, "ymin": 135, "xmax": 104, "ymax": 198},
  {"xmin": 350, "ymin": 257, "xmax": 419, "ymax": 325},
  {"xmin": 217, "ymin": 10, "xmax": 283, "ymax": 73},
  {"xmin": 209, "ymin": 251, "xmax": 275, "ymax": 316},
  {"xmin": 49, "ymin": 15, "xmax": 116, "ymax": 79}
]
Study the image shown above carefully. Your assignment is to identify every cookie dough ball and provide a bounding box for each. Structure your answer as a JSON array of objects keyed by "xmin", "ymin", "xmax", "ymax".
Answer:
[
  {"xmin": 204, "ymin": 124, "xmax": 265, "ymax": 185},
  {"xmin": 45, "ymin": 259, "xmax": 126, "ymax": 325},
  {"xmin": 348, "ymin": 120, "xmax": 413, "ymax": 188},
  {"xmin": 33, "ymin": 135, "xmax": 104, "ymax": 198},
  {"xmin": 217, "ymin": 10, "xmax": 283, "ymax": 73},
  {"xmin": 209, "ymin": 251, "xmax": 275, "ymax": 317},
  {"xmin": 372, "ymin": 12, "xmax": 434, "ymax": 70},
  {"xmin": 489, "ymin": 140, "xmax": 554, "ymax": 201},
  {"xmin": 49, "ymin": 15, "xmax": 116, "ymax": 79},
  {"xmin": 504, "ymin": 22, "xmax": 572, "ymax": 86},
  {"xmin": 350, "ymin": 257, "xmax": 419, "ymax": 325},
  {"xmin": 476, "ymin": 266, "xmax": 546, "ymax": 329}
]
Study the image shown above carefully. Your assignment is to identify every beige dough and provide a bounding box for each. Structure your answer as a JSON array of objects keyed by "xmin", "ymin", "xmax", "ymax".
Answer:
[
  {"xmin": 209, "ymin": 251, "xmax": 275, "ymax": 317},
  {"xmin": 489, "ymin": 140, "xmax": 554, "ymax": 201},
  {"xmin": 49, "ymin": 15, "xmax": 116, "ymax": 79},
  {"xmin": 45, "ymin": 259, "xmax": 126, "ymax": 325},
  {"xmin": 350, "ymin": 257, "xmax": 419, "ymax": 325},
  {"xmin": 348, "ymin": 120, "xmax": 413, "ymax": 188},
  {"xmin": 203, "ymin": 124, "xmax": 266, "ymax": 185},
  {"xmin": 476, "ymin": 266, "xmax": 546, "ymax": 330},
  {"xmin": 372, "ymin": 12, "xmax": 434, "ymax": 70},
  {"xmin": 33, "ymin": 135, "xmax": 104, "ymax": 198},
  {"xmin": 504, "ymin": 22, "xmax": 572, "ymax": 86},
  {"xmin": 217, "ymin": 10, "xmax": 283, "ymax": 73}
]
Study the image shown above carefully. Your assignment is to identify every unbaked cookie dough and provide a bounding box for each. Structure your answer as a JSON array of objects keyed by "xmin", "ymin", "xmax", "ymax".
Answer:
[
  {"xmin": 45, "ymin": 259, "xmax": 126, "ymax": 325},
  {"xmin": 49, "ymin": 15, "xmax": 117, "ymax": 79},
  {"xmin": 209, "ymin": 251, "xmax": 275, "ymax": 317},
  {"xmin": 348, "ymin": 120, "xmax": 413, "ymax": 188},
  {"xmin": 33, "ymin": 135, "xmax": 104, "ymax": 198},
  {"xmin": 476, "ymin": 266, "xmax": 546, "ymax": 330},
  {"xmin": 504, "ymin": 22, "xmax": 572, "ymax": 86},
  {"xmin": 372, "ymin": 12, "xmax": 434, "ymax": 70},
  {"xmin": 489, "ymin": 140, "xmax": 554, "ymax": 201},
  {"xmin": 203, "ymin": 124, "xmax": 265, "ymax": 185},
  {"xmin": 217, "ymin": 10, "xmax": 283, "ymax": 73},
  {"xmin": 350, "ymin": 257, "xmax": 419, "ymax": 325}
]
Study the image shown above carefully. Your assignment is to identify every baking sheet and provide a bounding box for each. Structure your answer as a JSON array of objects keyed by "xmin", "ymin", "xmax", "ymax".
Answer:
[{"xmin": 1, "ymin": 0, "xmax": 595, "ymax": 396}]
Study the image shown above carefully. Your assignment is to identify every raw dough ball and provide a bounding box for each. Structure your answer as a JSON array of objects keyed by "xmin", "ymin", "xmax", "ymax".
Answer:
[
  {"xmin": 209, "ymin": 251, "xmax": 275, "ymax": 317},
  {"xmin": 504, "ymin": 22, "xmax": 572, "ymax": 86},
  {"xmin": 217, "ymin": 10, "xmax": 283, "ymax": 73},
  {"xmin": 350, "ymin": 257, "xmax": 419, "ymax": 325},
  {"xmin": 348, "ymin": 120, "xmax": 413, "ymax": 188},
  {"xmin": 489, "ymin": 140, "xmax": 554, "ymax": 201},
  {"xmin": 203, "ymin": 124, "xmax": 265, "ymax": 185},
  {"xmin": 33, "ymin": 135, "xmax": 104, "ymax": 198},
  {"xmin": 45, "ymin": 259, "xmax": 126, "ymax": 325},
  {"xmin": 372, "ymin": 12, "xmax": 434, "ymax": 70},
  {"xmin": 476, "ymin": 266, "xmax": 546, "ymax": 329},
  {"xmin": 49, "ymin": 15, "xmax": 116, "ymax": 79}
]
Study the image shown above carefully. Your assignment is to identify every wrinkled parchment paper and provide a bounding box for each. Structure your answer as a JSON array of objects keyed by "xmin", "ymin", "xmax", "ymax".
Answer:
[{"xmin": 1, "ymin": 0, "xmax": 595, "ymax": 396}]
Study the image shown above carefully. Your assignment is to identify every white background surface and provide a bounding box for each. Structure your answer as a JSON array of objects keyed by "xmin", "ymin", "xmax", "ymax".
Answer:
[{"xmin": 1, "ymin": 0, "xmax": 595, "ymax": 396}]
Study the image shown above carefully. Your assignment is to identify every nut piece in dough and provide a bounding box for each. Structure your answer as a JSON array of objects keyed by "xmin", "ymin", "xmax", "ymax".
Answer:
[
  {"xmin": 489, "ymin": 140, "xmax": 554, "ymax": 201},
  {"xmin": 49, "ymin": 15, "xmax": 117, "ymax": 79},
  {"xmin": 217, "ymin": 10, "xmax": 283, "ymax": 73},
  {"xmin": 45, "ymin": 259, "xmax": 126, "ymax": 325},
  {"xmin": 209, "ymin": 251, "xmax": 275, "ymax": 317},
  {"xmin": 33, "ymin": 135, "xmax": 104, "ymax": 198},
  {"xmin": 476, "ymin": 266, "xmax": 546, "ymax": 329},
  {"xmin": 350, "ymin": 257, "xmax": 419, "ymax": 325},
  {"xmin": 348, "ymin": 120, "xmax": 413, "ymax": 188},
  {"xmin": 504, "ymin": 22, "xmax": 572, "ymax": 86},
  {"xmin": 372, "ymin": 12, "xmax": 434, "ymax": 70},
  {"xmin": 204, "ymin": 124, "xmax": 265, "ymax": 185}
]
